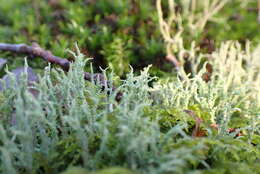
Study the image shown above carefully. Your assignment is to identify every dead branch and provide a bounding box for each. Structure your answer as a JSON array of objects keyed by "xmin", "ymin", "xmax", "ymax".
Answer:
[
  {"xmin": 0, "ymin": 43, "xmax": 71, "ymax": 71},
  {"xmin": 0, "ymin": 42, "xmax": 122, "ymax": 101}
]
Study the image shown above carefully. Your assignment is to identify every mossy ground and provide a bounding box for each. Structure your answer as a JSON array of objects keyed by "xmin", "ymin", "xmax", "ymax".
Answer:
[
  {"xmin": 0, "ymin": 0, "xmax": 259, "ymax": 76},
  {"xmin": 0, "ymin": 1, "xmax": 260, "ymax": 174}
]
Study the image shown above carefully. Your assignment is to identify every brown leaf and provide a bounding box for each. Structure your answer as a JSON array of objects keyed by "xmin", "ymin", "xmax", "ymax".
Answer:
[
  {"xmin": 183, "ymin": 110, "xmax": 206, "ymax": 138},
  {"xmin": 202, "ymin": 63, "xmax": 213, "ymax": 82},
  {"xmin": 228, "ymin": 128, "xmax": 243, "ymax": 137}
]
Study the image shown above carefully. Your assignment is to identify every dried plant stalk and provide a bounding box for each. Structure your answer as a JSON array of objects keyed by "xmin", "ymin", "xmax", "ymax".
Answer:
[{"xmin": 156, "ymin": 0, "xmax": 229, "ymax": 67}]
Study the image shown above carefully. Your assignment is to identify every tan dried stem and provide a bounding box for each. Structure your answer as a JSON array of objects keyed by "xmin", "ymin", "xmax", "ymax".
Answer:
[{"xmin": 156, "ymin": 0, "xmax": 229, "ymax": 68}]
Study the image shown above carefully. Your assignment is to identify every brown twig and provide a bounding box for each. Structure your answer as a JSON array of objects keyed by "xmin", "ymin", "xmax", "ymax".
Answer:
[
  {"xmin": 0, "ymin": 42, "xmax": 122, "ymax": 101},
  {"xmin": 0, "ymin": 43, "xmax": 71, "ymax": 71}
]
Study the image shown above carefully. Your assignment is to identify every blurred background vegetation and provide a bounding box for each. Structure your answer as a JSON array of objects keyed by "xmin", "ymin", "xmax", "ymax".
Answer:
[{"xmin": 0, "ymin": 0, "xmax": 259, "ymax": 77}]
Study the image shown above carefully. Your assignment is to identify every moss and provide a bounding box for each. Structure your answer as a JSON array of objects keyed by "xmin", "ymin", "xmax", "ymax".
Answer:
[
  {"xmin": 61, "ymin": 167, "xmax": 89, "ymax": 174},
  {"xmin": 91, "ymin": 167, "xmax": 136, "ymax": 174},
  {"xmin": 0, "ymin": 1, "xmax": 259, "ymax": 75},
  {"xmin": 62, "ymin": 167, "xmax": 136, "ymax": 174}
]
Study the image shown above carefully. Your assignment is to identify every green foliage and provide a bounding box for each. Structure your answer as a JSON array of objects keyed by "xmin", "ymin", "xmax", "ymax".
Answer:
[
  {"xmin": 101, "ymin": 37, "xmax": 130, "ymax": 76},
  {"xmin": 62, "ymin": 167, "xmax": 88, "ymax": 174},
  {"xmin": 207, "ymin": 1, "xmax": 260, "ymax": 45},
  {"xmin": 1, "ymin": 0, "xmax": 258, "ymax": 75},
  {"xmin": 62, "ymin": 167, "xmax": 136, "ymax": 174}
]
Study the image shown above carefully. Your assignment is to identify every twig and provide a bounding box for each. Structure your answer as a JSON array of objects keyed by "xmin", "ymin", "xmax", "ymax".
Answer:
[
  {"xmin": 0, "ymin": 42, "xmax": 122, "ymax": 101},
  {"xmin": 0, "ymin": 43, "xmax": 71, "ymax": 71},
  {"xmin": 156, "ymin": 0, "xmax": 181, "ymax": 68}
]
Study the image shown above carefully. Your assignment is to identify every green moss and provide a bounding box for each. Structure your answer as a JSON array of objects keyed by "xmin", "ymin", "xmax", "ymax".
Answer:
[
  {"xmin": 91, "ymin": 167, "xmax": 136, "ymax": 174},
  {"xmin": 61, "ymin": 167, "xmax": 89, "ymax": 174},
  {"xmin": 62, "ymin": 167, "xmax": 136, "ymax": 174},
  {"xmin": 1, "ymin": 1, "xmax": 258, "ymax": 74}
]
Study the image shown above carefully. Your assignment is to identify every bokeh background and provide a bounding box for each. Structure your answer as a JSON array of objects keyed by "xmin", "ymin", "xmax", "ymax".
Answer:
[{"xmin": 0, "ymin": 0, "xmax": 259, "ymax": 77}]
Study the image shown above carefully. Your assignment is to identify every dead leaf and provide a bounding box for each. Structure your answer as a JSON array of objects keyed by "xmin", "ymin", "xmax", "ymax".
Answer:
[{"xmin": 183, "ymin": 110, "xmax": 206, "ymax": 138}]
